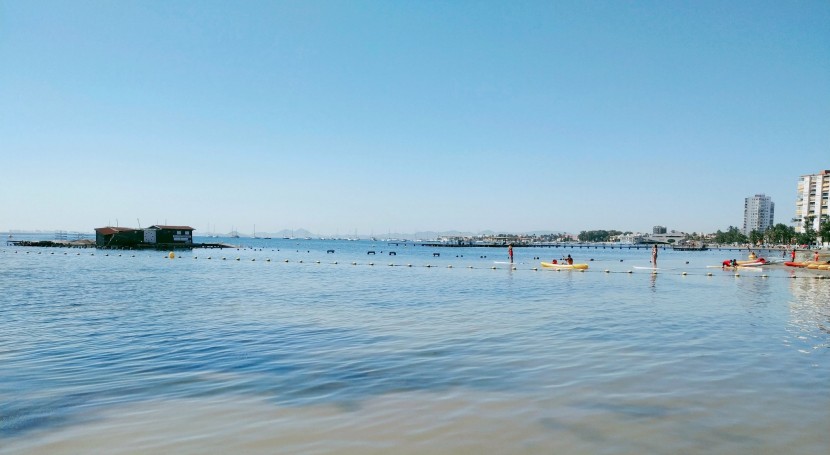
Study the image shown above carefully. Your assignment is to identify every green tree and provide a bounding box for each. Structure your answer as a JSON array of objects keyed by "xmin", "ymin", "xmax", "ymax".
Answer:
[
  {"xmin": 577, "ymin": 230, "xmax": 619, "ymax": 242},
  {"xmin": 764, "ymin": 223, "xmax": 795, "ymax": 245},
  {"xmin": 818, "ymin": 216, "xmax": 830, "ymax": 245},
  {"xmin": 797, "ymin": 215, "xmax": 817, "ymax": 245},
  {"xmin": 749, "ymin": 229, "xmax": 764, "ymax": 245},
  {"xmin": 713, "ymin": 226, "xmax": 748, "ymax": 244}
]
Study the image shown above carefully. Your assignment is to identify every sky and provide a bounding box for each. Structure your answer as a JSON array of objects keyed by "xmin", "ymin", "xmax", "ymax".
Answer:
[{"xmin": 1, "ymin": 0, "xmax": 828, "ymax": 236}]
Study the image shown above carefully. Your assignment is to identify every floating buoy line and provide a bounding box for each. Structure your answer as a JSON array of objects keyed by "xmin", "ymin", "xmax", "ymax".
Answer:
[{"xmin": 2, "ymin": 248, "xmax": 829, "ymax": 281}]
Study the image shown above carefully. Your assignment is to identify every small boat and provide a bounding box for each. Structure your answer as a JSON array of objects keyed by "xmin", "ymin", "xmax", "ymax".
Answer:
[
  {"xmin": 735, "ymin": 260, "xmax": 765, "ymax": 267},
  {"xmin": 541, "ymin": 261, "xmax": 589, "ymax": 270},
  {"xmin": 784, "ymin": 261, "xmax": 807, "ymax": 268},
  {"xmin": 736, "ymin": 258, "xmax": 766, "ymax": 265}
]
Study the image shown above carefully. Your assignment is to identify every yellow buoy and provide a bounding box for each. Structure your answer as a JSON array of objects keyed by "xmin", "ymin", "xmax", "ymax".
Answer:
[{"xmin": 168, "ymin": 252, "xmax": 175, "ymax": 259}]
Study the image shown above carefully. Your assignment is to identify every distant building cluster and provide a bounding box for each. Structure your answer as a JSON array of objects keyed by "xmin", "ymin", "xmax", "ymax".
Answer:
[{"xmin": 737, "ymin": 169, "xmax": 829, "ymax": 236}]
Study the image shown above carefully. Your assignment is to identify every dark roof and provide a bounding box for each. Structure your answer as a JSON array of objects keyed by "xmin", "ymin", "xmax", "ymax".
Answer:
[
  {"xmin": 95, "ymin": 226, "xmax": 139, "ymax": 235},
  {"xmin": 148, "ymin": 225, "xmax": 195, "ymax": 231}
]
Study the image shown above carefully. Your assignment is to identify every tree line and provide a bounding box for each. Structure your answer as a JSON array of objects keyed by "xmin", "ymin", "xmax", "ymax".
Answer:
[{"xmin": 714, "ymin": 215, "xmax": 830, "ymax": 246}]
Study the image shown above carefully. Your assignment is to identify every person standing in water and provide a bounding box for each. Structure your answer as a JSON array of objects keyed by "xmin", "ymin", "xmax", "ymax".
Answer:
[
  {"xmin": 651, "ymin": 244, "xmax": 658, "ymax": 267},
  {"xmin": 508, "ymin": 244, "xmax": 514, "ymax": 263}
]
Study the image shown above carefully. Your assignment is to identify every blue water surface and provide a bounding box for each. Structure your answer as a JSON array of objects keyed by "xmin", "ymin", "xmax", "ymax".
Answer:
[{"xmin": 1, "ymin": 238, "xmax": 828, "ymax": 452}]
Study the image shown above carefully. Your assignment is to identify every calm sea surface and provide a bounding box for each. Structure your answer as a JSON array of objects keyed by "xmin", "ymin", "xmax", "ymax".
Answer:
[{"xmin": 1, "ymin": 237, "xmax": 828, "ymax": 454}]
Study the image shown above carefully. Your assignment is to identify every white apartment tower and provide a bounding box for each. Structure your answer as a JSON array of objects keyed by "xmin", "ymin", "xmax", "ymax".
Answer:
[
  {"xmin": 794, "ymin": 169, "xmax": 830, "ymax": 233},
  {"xmin": 743, "ymin": 194, "xmax": 774, "ymax": 236}
]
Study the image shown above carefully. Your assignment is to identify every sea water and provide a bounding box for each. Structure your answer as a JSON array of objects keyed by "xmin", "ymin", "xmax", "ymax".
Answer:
[{"xmin": 1, "ymin": 238, "xmax": 828, "ymax": 454}]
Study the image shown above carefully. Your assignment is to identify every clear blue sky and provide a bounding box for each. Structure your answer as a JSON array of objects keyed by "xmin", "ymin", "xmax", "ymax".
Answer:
[{"xmin": 2, "ymin": 0, "xmax": 828, "ymax": 236}]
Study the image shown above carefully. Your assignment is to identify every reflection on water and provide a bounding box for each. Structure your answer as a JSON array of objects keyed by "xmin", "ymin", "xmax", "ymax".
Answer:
[
  {"xmin": 788, "ymin": 274, "xmax": 830, "ymax": 353},
  {"xmin": 1, "ymin": 242, "xmax": 829, "ymax": 454}
]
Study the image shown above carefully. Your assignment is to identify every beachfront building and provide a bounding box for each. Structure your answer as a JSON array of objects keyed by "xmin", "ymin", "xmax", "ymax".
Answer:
[
  {"xmin": 794, "ymin": 170, "xmax": 830, "ymax": 233},
  {"xmin": 742, "ymin": 194, "xmax": 774, "ymax": 236},
  {"xmin": 144, "ymin": 225, "xmax": 194, "ymax": 244},
  {"xmin": 94, "ymin": 226, "xmax": 143, "ymax": 248},
  {"xmin": 653, "ymin": 226, "xmax": 667, "ymax": 234},
  {"xmin": 94, "ymin": 225, "xmax": 195, "ymax": 248}
]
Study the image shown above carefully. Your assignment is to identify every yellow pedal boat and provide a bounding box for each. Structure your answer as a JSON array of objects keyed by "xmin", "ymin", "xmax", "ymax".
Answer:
[{"xmin": 541, "ymin": 261, "xmax": 589, "ymax": 270}]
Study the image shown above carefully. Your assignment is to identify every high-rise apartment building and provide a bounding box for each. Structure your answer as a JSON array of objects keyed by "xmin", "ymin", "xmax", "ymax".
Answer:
[
  {"xmin": 794, "ymin": 170, "xmax": 830, "ymax": 233},
  {"xmin": 743, "ymin": 194, "xmax": 774, "ymax": 236}
]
